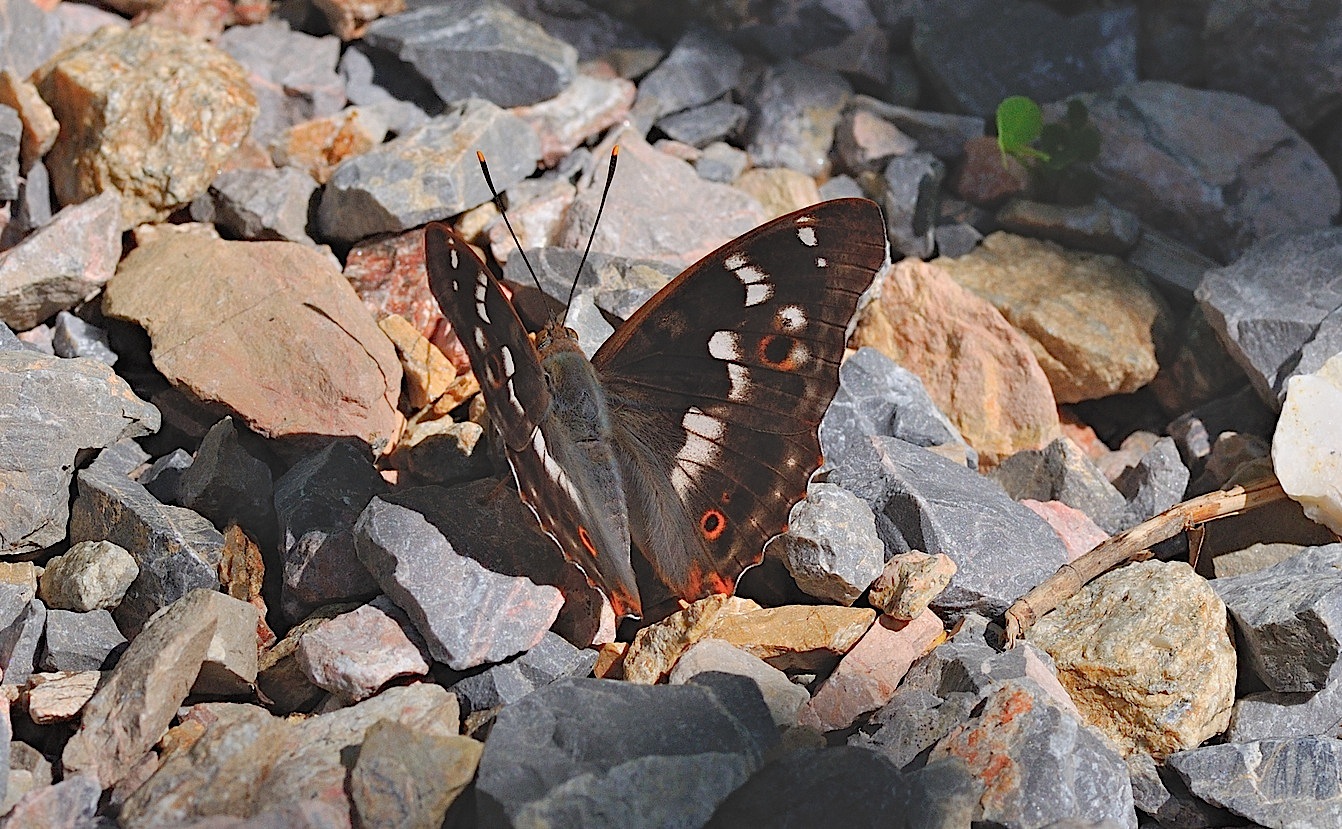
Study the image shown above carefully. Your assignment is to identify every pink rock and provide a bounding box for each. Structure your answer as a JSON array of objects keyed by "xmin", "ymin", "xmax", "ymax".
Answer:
[
  {"xmin": 1021, "ymin": 499, "xmax": 1109, "ymax": 562},
  {"xmin": 297, "ymin": 599, "xmax": 430, "ymax": 702},
  {"xmin": 800, "ymin": 609, "xmax": 944, "ymax": 732}
]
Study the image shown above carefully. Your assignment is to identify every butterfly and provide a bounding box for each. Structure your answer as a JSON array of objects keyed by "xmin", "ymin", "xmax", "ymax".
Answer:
[{"xmin": 424, "ymin": 183, "xmax": 886, "ymax": 618}]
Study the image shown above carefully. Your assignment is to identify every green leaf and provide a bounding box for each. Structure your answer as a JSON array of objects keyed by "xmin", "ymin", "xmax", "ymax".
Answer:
[{"xmin": 996, "ymin": 95, "xmax": 1045, "ymax": 159}]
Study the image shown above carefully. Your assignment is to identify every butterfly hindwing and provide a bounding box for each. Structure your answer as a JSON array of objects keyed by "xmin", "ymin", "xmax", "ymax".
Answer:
[{"xmin": 593, "ymin": 198, "xmax": 887, "ymax": 601}]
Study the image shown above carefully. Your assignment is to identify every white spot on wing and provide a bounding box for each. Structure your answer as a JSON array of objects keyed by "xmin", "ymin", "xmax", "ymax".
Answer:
[
  {"xmin": 745, "ymin": 283, "xmax": 774, "ymax": 306},
  {"xmin": 672, "ymin": 407, "xmax": 725, "ymax": 498},
  {"xmin": 450, "ymin": 247, "xmax": 459, "ymax": 269},
  {"xmin": 778, "ymin": 305, "xmax": 806, "ymax": 331},
  {"xmin": 532, "ymin": 429, "xmax": 582, "ymax": 505},
  {"xmin": 506, "ymin": 378, "xmax": 523, "ymax": 414},
  {"xmin": 474, "ymin": 327, "xmax": 486, "ymax": 351},
  {"xmin": 816, "ymin": 257, "xmax": 827, "ymax": 268},
  {"xmin": 475, "ymin": 278, "xmax": 491, "ymax": 324},
  {"xmin": 798, "ymin": 226, "xmax": 817, "ymax": 247},
  {"xmin": 725, "ymin": 256, "xmax": 773, "ymax": 307},
  {"xmin": 725, "ymin": 252, "xmax": 747, "ymax": 270},
  {"xmin": 500, "ymin": 345, "xmax": 515, "ymax": 377},
  {"xmin": 708, "ymin": 331, "xmax": 741, "ymax": 361},
  {"xmin": 727, "ymin": 363, "xmax": 750, "ymax": 401},
  {"xmin": 790, "ymin": 341, "xmax": 810, "ymax": 366}
]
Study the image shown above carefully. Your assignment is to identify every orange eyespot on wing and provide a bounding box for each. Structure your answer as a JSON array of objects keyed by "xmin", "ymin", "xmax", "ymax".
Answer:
[{"xmin": 699, "ymin": 508, "xmax": 727, "ymax": 541}]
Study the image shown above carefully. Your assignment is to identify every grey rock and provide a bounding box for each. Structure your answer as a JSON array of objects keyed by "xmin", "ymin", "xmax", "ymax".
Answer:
[
  {"xmin": 1187, "ymin": 431, "xmax": 1270, "ymax": 497},
  {"xmin": 140, "ymin": 448, "xmax": 193, "ymax": 506},
  {"xmin": 694, "ymin": 140, "xmax": 748, "ymax": 183},
  {"xmin": 668, "ymin": 638, "xmax": 809, "ymax": 729},
  {"xmin": 1126, "ymin": 750, "xmax": 1239, "ymax": 829},
  {"xmin": 190, "ymin": 167, "xmax": 318, "ymax": 244},
  {"xmin": 364, "ymin": 0, "xmax": 576, "ymax": 109},
  {"xmin": 1214, "ymin": 544, "xmax": 1342, "ymax": 693},
  {"xmin": 0, "ymin": 104, "xmax": 19, "ymax": 201},
  {"xmin": 1151, "ymin": 304, "xmax": 1250, "ymax": 418},
  {"xmin": 851, "ymin": 686, "xmax": 979, "ymax": 770},
  {"xmin": 745, "ymin": 61, "xmax": 851, "ymax": 176},
  {"xmin": 995, "ymin": 198, "xmax": 1142, "ymax": 256},
  {"xmin": 818, "ymin": 173, "xmax": 864, "ymax": 201},
  {"xmin": 39, "ymin": 541, "xmax": 138, "ymax": 613},
  {"xmin": 1082, "ymin": 81, "xmax": 1338, "ymax": 262},
  {"xmin": 1125, "ymin": 225, "xmax": 1217, "ymax": 300},
  {"xmin": 0, "ymin": 321, "xmax": 23, "ymax": 351},
  {"xmin": 912, "ymin": 0, "xmax": 1137, "ymax": 118},
  {"xmin": 39, "ymin": 608, "xmax": 125, "ymax": 672},
  {"xmin": 3, "ymin": 739, "xmax": 52, "ymax": 815},
  {"xmin": 338, "ymin": 42, "xmax": 438, "ymax": 127},
  {"xmin": 349, "ymin": 719, "xmax": 480, "ymax": 829},
  {"xmin": 318, "ymin": 99, "xmax": 540, "ymax": 244},
  {"xmin": 704, "ymin": 746, "xmax": 911, "ymax": 827},
  {"xmin": 881, "ymin": 152, "xmax": 944, "ymax": 259},
  {"xmin": 849, "ymin": 95, "xmax": 984, "ymax": 161},
  {"xmin": 656, "ymin": 100, "xmax": 748, "ymax": 148},
  {"xmin": 0, "ymin": 582, "xmax": 33, "ymax": 631},
  {"xmin": 933, "ymin": 222, "xmax": 982, "ymax": 258},
  {"xmin": 1167, "ymin": 736, "xmax": 1342, "ymax": 827},
  {"xmin": 87, "ymin": 436, "xmax": 150, "ymax": 478},
  {"xmin": 0, "ymin": 0, "xmax": 62, "ymax": 80},
  {"xmin": 563, "ymin": 289, "xmax": 614, "ymax": 358},
  {"xmin": 803, "ymin": 23, "xmax": 892, "ymax": 97},
  {"xmin": 217, "ymin": 19, "xmax": 344, "ymax": 144},
  {"xmin": 69, "ymin": 448, "xmax": 224, "ymax": 637},
  {"xmin": 274, "ymin": 441, "xmax": 386, "ymax": 623},
  {"xmin": 0, "ymin": 159, "xmax": 53, "ymax": 249},
  {"xmin": 504, "ymin": 246, "xmax": 679, "ymax": 321},
  {"xmin": 178, "ymin": 417, "xmax": 276, "ymax": 548},
  {"xmin": 820, "ymin": 347, "xmax": 973, "ymax": 474},
  {"xmin": 1228, "ymin": 656, "xmax": 1342, "ymax": 743},
  {"xmin": 475, "ymin": 677, "xmax": 775, "ymax": 829},
  {"xmin": 1113, "ymin": 436, "xmax": 1189, "ymax": 525},
  {"xmin": 450, "ymin": 631, "xmax": 597, "ymax": 716},
  {"xmin": 990, "ymin": 437, "xmax": 1129, "ymax": 534},
  {"xmin": 1166, "ymin": 385, "xmax": 1276, "ymax": 470},
  {"xmin": 354, "ymin": 496, "xmax": 563, "ymax": 670},
  {"xmin": 1196, "ymin": 228, "xmax": 1342, "ymax": 408},
  {"xmin": 51, "ymin": 312, "xmax": 117, "ymax": 366},
  {"xmin": 0, "ymin": 774, "xmax": 100, "ymax": 829},
  {"xmin": 830, "ymin": 437, "xmax": 1067, "ymax": 621},
  {"xmin": 727, "ymin": 0, "xmax": 878, "ymax": 60},
  {"xmin": 630, "ymin": 27, "xmax": 744, "ymax": 131},
  {"xmin": 0, "ymin": 351, "xmax": 159, "ymax": 555},
  {"xmin": 766, "ymin": 482, "xmax": 884, "ymax": 605},
  {"xmin": 0, "ymin": 599, "xmax": 43, "ymax": 686}
]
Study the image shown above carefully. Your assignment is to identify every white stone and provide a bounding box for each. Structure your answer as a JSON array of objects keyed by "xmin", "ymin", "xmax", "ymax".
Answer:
[
  {"xmin": 37, "ymin": 541, "xmax": 139, "ymax": 612},
  {"xmin": 1273, "ymin": 352, "xmax": 1342, "ymax": 535}
]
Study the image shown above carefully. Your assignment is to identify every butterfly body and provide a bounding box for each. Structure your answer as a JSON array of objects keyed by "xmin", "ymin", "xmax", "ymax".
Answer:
[{"xmin": 425, "ymin": 198, "xmax": 887, "ymax": 619}]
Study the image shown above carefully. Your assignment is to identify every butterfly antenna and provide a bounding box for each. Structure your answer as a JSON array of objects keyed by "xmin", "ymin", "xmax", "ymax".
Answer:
[
  {"xmin": 477, "ymin": 150, "xmax": 544, "ymax": 295},
  {"xmin": 564, "ymin": 145, "xmax": 620, "ymax": 323}
]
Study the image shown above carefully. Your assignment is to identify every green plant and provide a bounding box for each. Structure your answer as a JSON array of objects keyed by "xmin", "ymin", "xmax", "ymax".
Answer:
[{"xmin": 995, "ymin": 95, "xmax": 1101, "ymax": 205}]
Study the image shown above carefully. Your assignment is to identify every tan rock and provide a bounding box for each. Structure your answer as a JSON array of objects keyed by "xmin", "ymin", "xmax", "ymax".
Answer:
[
  {"xmin": 937, "ymin": 232, "xmax": 1168, "ymax": 403},
  {"xmin": 852, "ymin": 258, "xmax": 1059, "ymax": 465},
  {"xmin": 868, "ymin": 551, "xmax": 956, "ymax": 620},
  {"xmin": 350, "ymin": 720, "xmax": 481, "ymax": 828},
  {"xmin": 313, "ymin": 0, "xmax": 405, "ymax": 40},
  {"xmin": 801, "ymin": 610, "xmax": 944, "ymax": 731},
  {"xmin": 1027, "ymin": 560, "xmax": 1236, "ymax": 759},
  {"xmin": 622, "ymin": 595, "xmax": 761, "ymax": 684},
  {"xmin": 103, "ymin": 234, "xmax": 401, "ymax": 454},
  {"xmin": 378, "ymin": 312, "xmax": 457, "ymax": 409},
  {"xmin": 21, "ymin": 671, "xmax": 100, "ymax": 725},
  {"xmin": 135, "ymin": 0, "xmax": 233, "ymax": 40},
  {"xmin": 271, "ymin": 107, "xmax": 388, "ymax": 184},
  {"xmin": 733, "ymin": 167, "xmax": 824, "ymax": 220},
  {"xmin": 0, "ymin": 70, "xmax": 58, "ymax": 169},
  {"xmin": 37, "ymin": 26, "xmax": 257, "ymax": 228},
  {"xmin": 189, "ymin": 589, "xmax": 261, "ymax": 697},
  {"xmin": 709, "ymin": 605, "xmax": 877, "ymax": 672}
]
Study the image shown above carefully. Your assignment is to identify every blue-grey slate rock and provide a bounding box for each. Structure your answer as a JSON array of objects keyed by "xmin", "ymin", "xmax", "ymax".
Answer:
[
  {"xmin": 1126, "ymin": 749, "xmax": 1240, "ymax": 828},
  {"xmin": 655, "ymin": 100, "xmax": 748, "ymax": 148},
  {"xmin": 51, "ymin": 312, "xmax": 117, "ymax": 366},
  {"xmin": 0, "ymin": 598, "xmax": 43, "ymax": 686},
  {"xmin": 338, "ymin": 42, "xmax": 439, "ymax": 127},
  {"xmin": 1113, "ymin": 436, "xmax": 1189, "ymax": 525},
  {"xmin": 933, "ymin": 222, "xmax": 982, "ymax": 258},
  {"xmin": 274, "ymin": 441, "xmax": 386, "ymax": 623},
  {"xmin": 830, "ymin": 438, "xmax": 1067, "ymax": 621},
  {"xmin": 881, "ymin": 152, "xmax": 944, "ymax": 259},
  {"xmin": 217, "ymin": 19, "xmax": 344, "ymax": 144},
  {"xmin": 1167, "ymin": 736, "xmax": 1342, "ymax": 828},
  {"xmin": 849, "ymin": 95, "xmax": 983, "ymax": 161},
  {"xmin": 505, "ymin": 246, "xmax": 679, "ymax": 322},
  {"xmin": 1228, "ymin": 655, "xmax": 1342, "ymax": 744},
  {"xmin": 694, "ymin": 141, "xmax": 748, "ymax": 183},
  {"xmin": 190, "ymin": 167, "xmax": 318, "ymax": 244},
  {"xmin": 450, "ymin": 631, "xmax": 597, "ymax": 716},
  {"xmin": 354, "ymin": 496, "xmax": 562, "ymax": 670},
  {"xmin": 318, "ymin": 99, "xmax": 540, "ymax": 244},
  {"xmin": 1213, "ymin": 544, "xmax": 1342, "ymax": 693},
  {"xmin": 475, "ymin": 676, "xmax": 775, "ymax": 829},
  {"xmin": 820, "ymin": 347, "xmax": 974, "ymax": 474},
  {"xmin": 0, "ymin": 0, "xmax": 61, "ymax": 80},
  {"xmin": 0, "ymin": 351, "xmax": 160, "ymax": 555},
  {"xmin": 0, "ymin": 321, "xmax": 23, "ymax": 351},
  {"xmin": 0, "ymin": 104, "xmax": 19, "ymax": 202},
  {"xmin": 766, "ymin": 482, "xmax": 884, "ymax": 605},
  {"xmin": 39, "ymin": 608, "xmax": 126, "ymax": 672},
  {"xmin": 851, "ymin": 686, "xmax": 978, "ymax": 771},
  {"xmin": 364, "ymin": 0, "xmax": 576, "ymax": 109},
  {"xmin": 68, "ymin": 447, "xmax": 224, "ymax": 637},
  {"xmin": 745, "ymin": 61, "xmax": 851, "ymax": 176},
  {"xmin": 989, "ymin": 437, "xmax": 1128, "ymax": 534},
  {"xmin": 818, "ymin": 173, "xmax": 864, "ymax": 201},
  {"xmin": 140, "ymin": 448, "xmax": 193, "ymax": 506},
  {"xmin": 911, "ymin": 0, "xmax": 1137, "ymax": 118},
  {"xmin": 668, "ymin": 639, "xmax": 809, "ymax": 729},
  {"xmin": 1196, "ymin": 227, "xmax": 1342, "ymax": 408},
  {"xmin": 1166, "ymin": 385, "xmax": 1276, "ymax": 470},
  {"xmin": 630, "ymin": 27, "xmax": 744, "ymax": 131},
  {"xmin": 178, "ymin": 417, "xmax": 276, "ymax": 551},
  {"xmin": 0, "ymin": 159, "xmax": 52, "ymax": 249}
]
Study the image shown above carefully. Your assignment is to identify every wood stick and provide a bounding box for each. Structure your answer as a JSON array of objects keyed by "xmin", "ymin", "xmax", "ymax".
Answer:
[{"xmin": 1003, "ymin": 475, "xmax": 1288, "ymax": 645}]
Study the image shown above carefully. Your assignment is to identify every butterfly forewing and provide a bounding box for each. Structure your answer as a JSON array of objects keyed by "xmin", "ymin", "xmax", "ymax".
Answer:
[{"xmin": 593, "ymin": 198, "xmax": 887, "ymax": 601}]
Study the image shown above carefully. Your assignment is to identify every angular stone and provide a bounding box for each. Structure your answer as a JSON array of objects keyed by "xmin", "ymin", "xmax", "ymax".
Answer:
[
  {"xmin": 766, "ymin": 483, "xmax": 884, "ymax": 606},
  {"xmin": 256, "ymin": 606, "xmax": 353, "ymax": 716},
  {"xmin": 868, "ymin": 551, "xmax": 957, "ymax": 621},
  {"xmin": 950, "ymin": 135, "xmax": 1027, "ymax": 207},
  {"xmin": 475, "ymin": 677, "xmax": 774, "ymax": 829},
  {"xmin": 2, "ymin": 739, "xmax": 51, "ymax": 815},
  {"xmin": 350, "ymin": 719, "xmax": 481, "ymax": 829},
  {"xmin": 271, "ymin": 106, "xmax": 388, "ymax": 185},
  {"xmin": 178, "ymin": 416, "xmax": 276, "ymax": 542},
  {"xmin": 990, "ymin": 437, "xmax": 1128, "ymax": 534},
  {"xmin": 849, "ymin": 95, "xmax": 984, "ymax": 160},
  {"xmin": 0, "ymin": 190, "xmax": 120, "ymax": 331},
  {"xmin": 39, "ymin": 609, "xmax": 124, "ymax": 672},
  {"xmin": 938, "ymin": 232, "xmax": 1167, "ymax": 403},
  {"xmin": 61, "ymin": 588, "xmax": 221, "ymax": 787},
  {"xmin": 38, "ymin": 26, "xmax": 257, "ymax": 228},
  {"xmin": 803, "ymin": 610, "xmax": 944, "ymax": 733},
  {"xmin": 709, "ymin": 604, "xmax": 876, "ymax": 673},
  {"xmin": 931, "ymin": 679, "xmax": 1136, "ymax": 828},
  {"xmin": 0, "ymin": 774, "xmax": 100, "ymax": 829},
  {"xmin": 0, "ymin": 598, "xmax": 42, "ymax": 686},
  {"xmin": 696, "ymin": 140, "xmax": 748, "ymax": 183},
  {"xmin": 354, "ymin": 496, "xmax": 563, "ymax": 670},
  {"xmin": 297, "ymin": 596, "xmax": 430, "ymax": 702},
  {"xmin": 834, "ymin": 106, "xmax": 917, "ymax": 176},
  {"xmin": 140, "ymin": 448, "xmax": 192, "ymax": 506},
  {"xmin": 312, "ymin": 0, "xmax": 403, "ymax": 40},
  {"xmin": 831, "ymin": 437, "xmax": 1068, "ymax": 621},
  {"xmin": 318, "ymin": 100, "xmax": 540, "ymax": 244},
  {"xmin": 744, "ymin": 61, "xmax": 850, "ymax": 176},
  {"xmin": 852, "ymin": 259, "xmax": 1059, "ymax": 466},
  {"xmin": 996, "ymin": 197, "xmax": 1142, "ymax": 256},
  {"xmin": 732, "ymin": 166, "xmax": 823, "ymax": 221},
  {"xmin": 50, "ymin": 311, "xmax": 116, "ymax": 366},
  {"xmin": 217, "ymin": 19, "xmax": 343, "ymax": 146},
  {"xmin": 450, "ymin": 630, "xmax": 597, "ymax": 716},
  {"xmin": 103, "ymin": 233, "xmax": 402, "ymax": 454},
  {"xmin": 1126, "ymin": 749, "xmax": 1240, "ymax": 829},
  {"xmin": 0, "ymin": 69, "xmax": 58, "ymax": 171},
  {"xmin": 510, "ymin": 73, "xmax": 634, "ymax": 168},
  {"xmin": 705, "ymin": 746, "xmax": 909, "ymax": 827},
  {"xmin": 69, "ymin": 451, "xmax": 223, "ymax": 636},
  {"xmin": 1030, "ymin": 560, "xmax": 1236, "ymax": 759},
  {"xmin": 1214, "ymin": 544, "xmax": 1342, "ymax": 694},
  {"xmin": 622, "ymin": 594, "xmax": 761, "ymax": 685},
  {"xmin": 1275, "ymin": 352, "xmax": 1342, "ymax": 534},
  {"xmin": 880, "ymin": 151, "xmax": 943, "ymax": 258},
  {"xmin": 504, "ymin": 244, "xmax": 679, "ymax": 323},
  {"xmin": 668, "ymin": 639, "xmax": 808, "ymax": 729},
  {"xmin": 1021, "ymin": 499, "xmax": 1109, "ymax": 562},
  {"xmin": 1167, "ymin": 737, "xmax": 1342, "ymax": 827},
  {"xmin": 0, "ymin": 349, "xmax": 159, "ymax": 555},
  {"xmin": 656, "ymin": 99, "xmax": 748, "ymax": 149},
  {"xmin": 187, "ymin": 590, "xmax": 260, "ymax": 698},
  {"xmin": 22, "ymin": 671, "xmax": 100, "ymax": 725},
  {"xmin": 364, "ymin": 0, "xmax": 576, "ymax": 109},
  {"xmin": 1112, "ymin": 436, "xmax": 1189, "ymax": 524},
  {"xmin": 630, "ymin": 26, "xmax": 744, "ymax": 130},
  {"xmin": 190, "ymin": 167, "xmax": 318, "ymax": 243}
]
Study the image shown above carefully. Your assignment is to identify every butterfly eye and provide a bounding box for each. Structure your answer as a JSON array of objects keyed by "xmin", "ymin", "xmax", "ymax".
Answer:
[{"xmin": 699, "ymin": 509, "xmax": 727, "ymax": 541}]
